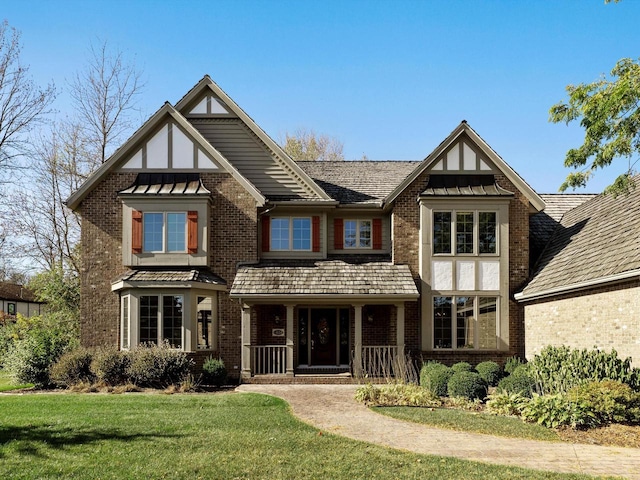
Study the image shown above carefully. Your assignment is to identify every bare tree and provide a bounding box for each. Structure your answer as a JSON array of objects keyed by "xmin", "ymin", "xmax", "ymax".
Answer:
[
  {"xmin": 69, "ymin": 40, "xmax": 144, "ymax": 166},
  {"xmin": 282, "ymin": 128, "xmax": 344, "ymax": 161},
  {"xmin": 0, "ymin": 21, "xmax": 56, "ymax": 173}
]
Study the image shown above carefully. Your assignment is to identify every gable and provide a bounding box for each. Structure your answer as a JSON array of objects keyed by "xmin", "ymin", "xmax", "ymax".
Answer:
[
  {"xmin": 430, "ymin": 137, "xmax": 494, "ymax": 173},
  {"xmin": 182, "ymin": 91, "xmax": 237, "ymax": 117}
]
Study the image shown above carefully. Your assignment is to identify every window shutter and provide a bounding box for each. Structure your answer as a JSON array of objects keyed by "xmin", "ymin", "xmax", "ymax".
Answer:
[
  {"xmin": 334, "ymin": 218, "xmax": 343, "ymax": 250},
  {"xmin": 312, "ymin": 216, "xmax": 320, "ymax": 252},
  {"xmin": 261, "ymin": 216, "xmax": 270, "ymax": 252},
  {"xmin": 132, "ymin": 210, "xmax": 143, "ymax": 253},
  {"xmin": 187, "ymin": 211, "xmax": 198, "ymax": 254},
  {"xmin": 372, "ymin": 218, "xmax": 382, "ymax": 250}
]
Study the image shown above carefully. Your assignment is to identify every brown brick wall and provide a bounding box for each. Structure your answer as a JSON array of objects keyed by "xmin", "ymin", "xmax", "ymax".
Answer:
[{"xmin": 524, "ymin": 280, "xmax": 640, "ymax": 366}]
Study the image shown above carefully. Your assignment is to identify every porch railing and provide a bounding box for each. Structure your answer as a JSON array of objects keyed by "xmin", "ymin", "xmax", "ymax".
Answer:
[
  {"xmin": 251, "ymin": 345, "xmax": 287, "ymax": 375},
  {"xmin": 357, "ymin": 345, "xmax": 402, "ymax": 378}
]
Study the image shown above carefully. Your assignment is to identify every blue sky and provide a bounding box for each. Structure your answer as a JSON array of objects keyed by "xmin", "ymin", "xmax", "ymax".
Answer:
[{"xmin": 4, "ymin": 0, "xmax": 640, "ymax": 193}]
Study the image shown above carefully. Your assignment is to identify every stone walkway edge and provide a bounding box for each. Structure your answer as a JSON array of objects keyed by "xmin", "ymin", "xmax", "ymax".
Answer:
[{"xmin": 236, "ymin": 384, "xmax": 640, "ymax": 479}]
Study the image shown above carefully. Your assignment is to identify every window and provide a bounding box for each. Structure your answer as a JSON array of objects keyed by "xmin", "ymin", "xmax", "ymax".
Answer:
[
  {"xmin": 271, "ymin": 217, "xmax": 311, "ymax": 251},
  {"xmin": 143, "ymin": 212, "xmax": 186, "ymax": 252},
  {"xmin": 197, "ymin": 296, "xmax": 214, "ymax": 350},
  {"xmin": 433, "ymin": 296, "xmax": 497, "ymax": 350},
  {"xmin": 433, "ymin": 210, "xmax": 497, "ymax": 255},
  {"xmin": 139, "ymin": 295, "xmax": 183, "ymax": 348},
  {"xmin": 344, "ymin": 220, "xmax": 372, "ymax": 248},
  {"xmin": 121, "ymin": 296, "xmax": 130, "ymax": 349},
  {"xmin": 7, "ymin": 302, "xmax": 16, "ymax": 315}
]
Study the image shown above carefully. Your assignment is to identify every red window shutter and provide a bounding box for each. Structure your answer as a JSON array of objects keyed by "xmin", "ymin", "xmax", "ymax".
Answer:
[
  {"xmin": 261, "ymin": 216, "xmax": 270, "ymax": 252},
  {"xmin": 372, "ymin": 218, "xmax": 382, "ymax": 250},
  {"xmin": 187, "ymin": 211, "xmax": 198, "ymax": 254},
  {"xmin": 334, "ymin": 218, "xmax": 343, "ymax": 250},
  {"xmin": 132, "ymin": 210, "xmax": 142, "ymax": 253},
  {"xmin": 312, "ymin": 216, "xmax": 320, "ymax": 252}
]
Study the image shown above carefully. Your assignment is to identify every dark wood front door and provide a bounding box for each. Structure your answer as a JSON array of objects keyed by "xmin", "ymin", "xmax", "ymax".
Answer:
[{"xmin": 310, "ymin": 308, "xmax": 337, "ymax": 366}]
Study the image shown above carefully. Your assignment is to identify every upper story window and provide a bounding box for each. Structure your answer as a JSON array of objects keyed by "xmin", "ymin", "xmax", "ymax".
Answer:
[
  {"xmin": 143, "ymin": 212, "xmax": 187, "ymax": 252},
  {"xmin": 271, "ymin": 217, "xmax": 311, "ymax": 251},
  {"xmin": 433, "ymin": 210, "xmax": 497, "ymax": 255},
  {"xmin": 344, "ymin": 220, "xmax": 372, "ymax": 249}
]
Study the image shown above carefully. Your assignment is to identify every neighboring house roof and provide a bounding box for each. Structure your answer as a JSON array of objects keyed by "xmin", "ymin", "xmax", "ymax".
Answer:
[
  {"xmin": 529, "ymin": 193, "xmax": 596, "ymax": 266},
  {"xmin": 517, "ymin": 187, "xmax": 640, "ymax": 301},
  {"xmin": 111, "ymin": 269, "xmax": 227, "ymax": 291},
  {"xmin": 385, "ymin": 121, "xmax": 545, "ymax": 212},
  {"xmin": 0, "ymin": 283, "xmax": 41, "ymax": 303},
  {"xmin": 420, "ymin": 174, "xmax": 514, "ymax": 197},
  {"xmin": 297, "ymin": 161, "xmax": 419, "ymax": 205},
  {"xmin": 230, "ymin": 259, "xmax": 419, "ymax": 300},
  {"xmin": 118, "ymin": 173, "xmax": 211, "ymax": 196}
]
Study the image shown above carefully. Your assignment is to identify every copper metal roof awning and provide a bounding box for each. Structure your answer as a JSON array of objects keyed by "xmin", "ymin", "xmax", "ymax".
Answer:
[
  {"xmin": 118, "ymin": 173, "xmax": 211, "ymax": 195},
  {"xmin": 420, "ymin": 174, "xmax": 514, "ymax": 197}
]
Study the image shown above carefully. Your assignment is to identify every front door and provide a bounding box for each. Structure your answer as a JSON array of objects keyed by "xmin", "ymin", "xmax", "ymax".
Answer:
[{"xmin": 310, "ymin": 308, "xmax": 337, "ymax": 366}]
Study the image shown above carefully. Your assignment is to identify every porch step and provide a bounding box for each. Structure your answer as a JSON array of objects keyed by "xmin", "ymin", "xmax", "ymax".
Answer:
[{"xmin": 242, "ymin": 374, "xmax": 390, "ymax": 385}]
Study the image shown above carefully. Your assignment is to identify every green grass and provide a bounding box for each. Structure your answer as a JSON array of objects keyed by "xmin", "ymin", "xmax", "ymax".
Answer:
[
  {"xmin": 374, "ymin": 406, "xmax": 561, "ymax": 442},
  {"xmin": 0, "ymin": 393, "xmax": 598, "ymax": 480},
  {"xmin": 0, "ymin": 370, "xmax": 32, "ymax": 392}
]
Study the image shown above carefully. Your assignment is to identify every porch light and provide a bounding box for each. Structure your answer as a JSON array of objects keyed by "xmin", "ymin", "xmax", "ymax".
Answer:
[{"xmin": 274, "ymin": 315, "xmax": 281, "ymax": 325}]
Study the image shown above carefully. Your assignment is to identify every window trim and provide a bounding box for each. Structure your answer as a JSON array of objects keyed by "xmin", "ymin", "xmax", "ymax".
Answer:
[
  {"xmin": 143, "ymin": 211, "xmax": 187, "ymax": 253},
  {"xmin": 270, "ymin": 216, "xmax": 312, "ymax": 252},
  {"xmin": 432, "ymin": 295, "xmax": 499, "ymax": 350},
  {"xmin": 343, "ymin": 219, "xmax": 372, "ymax": 249},
  {"xmin": 432, "ymin": 209, "xmax": 498, "ymax": 256},
  {"xmin": 121, "ymin": 295, "xmax": 130, "ymax": 350}
]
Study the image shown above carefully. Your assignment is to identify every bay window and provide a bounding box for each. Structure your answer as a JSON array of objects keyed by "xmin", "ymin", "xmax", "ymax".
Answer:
[
  {"xmin": 433, "ymin": 296, "xmax": 498, "ymax": 350},
  {"xmin": 139, "ymin": 294, "xmax": 183, "ymax": 348}
]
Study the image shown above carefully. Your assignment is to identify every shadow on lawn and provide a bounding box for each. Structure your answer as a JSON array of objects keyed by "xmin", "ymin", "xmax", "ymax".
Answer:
[{"xmin": 0, "ymin": 425, "xmax": 183, "ymax": 458}]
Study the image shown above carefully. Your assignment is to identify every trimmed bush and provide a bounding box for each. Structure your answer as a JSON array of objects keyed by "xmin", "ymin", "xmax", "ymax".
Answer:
[
  {"xmin": 530, "ymin": 346, "xmax": 640, "ymax": 395},
  {"xmin": 504, "ymin": 357, "xmax": 524, "ymax": 375},
  {"xmin": 202, "ymin": 356, "xmax": 227, "ymax": 387},
  {"xmin": 420, "ymin": 362, "xmax": 452, "ymax": 397},
  {"xmin": 496, "ymin": 364, "xmax": 536, "ymax": 398},
  {"xmin": 50, "ymin": 348, "xmax": 95, "ymax": 387},
  {"xmin": 126, "ymin": 342, "xmax": 194, "ymax": 388},
  {"xmin": 447, "ymin": 371, "xmax": 487, "ymax": 400},
  {"xmin": 355, "ymin": 383, "xmax": 441, "ymax": 407},
  {"xmin": 476, "ymin": 361, "xmax": 502, "ymax": 386},
  {"xmin": 91, "ymin": 346, "xmax": 130, "ymax": 386},
  {"xmin": 451, "ymin": 362, "xmax": 473, "ymax": 373}
]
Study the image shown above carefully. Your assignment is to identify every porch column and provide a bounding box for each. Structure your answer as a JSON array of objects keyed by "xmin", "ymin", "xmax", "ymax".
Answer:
[
  {"xmin": 241, "ymin": 304, "xmax": 251, "ymax": 379},
  {"xmin": 354, "ymin": 304, "xmax": 363, "ymax": 370},
  {"xmin": 396, "ymin": 303, "xmax": 405, "ymax": 354},
  {"xmin": 285, "ymin": 304, "xmax": 294, "ymax": 376}
]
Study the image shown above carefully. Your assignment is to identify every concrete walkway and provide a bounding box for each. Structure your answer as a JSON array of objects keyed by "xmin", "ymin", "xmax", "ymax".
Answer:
[{"xmin": 237, "ymin": 384, "xmax": 640, "ymax": 479}]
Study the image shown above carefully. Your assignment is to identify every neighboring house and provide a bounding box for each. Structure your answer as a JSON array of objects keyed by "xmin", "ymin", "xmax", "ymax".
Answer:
[
  {"xmin": 67, "ymin": 75, "xmax": 555, "ymax": 381},
  {"xmin": 0, "ymin": 283, "xmax": 43, "ymax": 321},
  {"xmin": 516, "ymin": 185, "xmax": 640, "ymax": 364}
]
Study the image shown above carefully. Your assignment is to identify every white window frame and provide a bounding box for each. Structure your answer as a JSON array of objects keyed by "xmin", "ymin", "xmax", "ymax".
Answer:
[
  {"xmin": 432, "ymin": 295, "xmax": 499, "ymax": 350},
  {"xmin": 270, "ymin": 216, "xmax": 312, "ymax": 251},
  {"xmin": 432, "ymin": 210, "xmax": 498, "ymax": 256},
  {"xmin": 121, "ymin": 295, "xmax": 130, "ymax": 350},
  {"xmin": 143, "ymin": 212, "xmax": 187, "ymax": 253},
  {"xmin": 138, "ymin": 294, "xmax": 184, "ymax": 349},
  {"xmin": 343, "ymin": 219, "xmax": 372, "ymax": 249}
]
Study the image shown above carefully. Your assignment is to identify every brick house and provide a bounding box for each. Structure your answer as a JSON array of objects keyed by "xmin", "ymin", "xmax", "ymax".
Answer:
[{"xmin": 68, "ymin": 76, "xmax": 557, "ymax": 381}]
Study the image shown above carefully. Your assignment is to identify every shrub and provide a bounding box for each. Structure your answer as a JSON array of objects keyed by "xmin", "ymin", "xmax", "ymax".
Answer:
[
  {"xmin": 202, "ymin": 356, "xmax": 227, "ymax": 387},
  {"xmin": 4, "ymin": 327, "xmax": 73, "ymax": 388},
  {"xmin": 530, "ymin": 346, "xmax": 640, "ymax": 395},
  {"xmin": 126, "ymin": 342, "xmax": 194, "ymax": 388},
  {"xmin": 50, "ymin": 348, "xmax": 95, "ymax": 387},
  {"xmin": 486, "ymin": 391, "xmax": 528, "ymax": 416},
  {"xmin": 447, "ymin": 371, "xmax": 487, "ymax": 401},
  {"xmin": 420, "ymin": 362, "xmax": 452, "ymax": 397},
  {"xmin": 476, "ymin": 361, "xmax": 502, "ymax": 386},
  {"xmin": 496, "ymin": 364, "xmax": 536, "ymax": 398},
  {"xmin": 451, "ymin": 362, "xmax": 473, "ymax": 373},
  {"xmin": 567, "ymin": 380, "xmax": 640, "ymax": 426},
  {"xmin": 521, "ymin": 393, "xmax": 597, "ymax": 429},
  {"xmin": 91, "ymin": 346, "xmax": 130, "ymax": 386},
  {"xmin": 355, "ymin": 383, "xmax": 441, "ymax": 407},
  {"xmin": 504, "ymin": 356, "xmax": 524, "ymax": 375}
]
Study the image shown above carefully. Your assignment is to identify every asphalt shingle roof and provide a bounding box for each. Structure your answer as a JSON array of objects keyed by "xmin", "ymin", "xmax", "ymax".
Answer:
[
  {"xmin": 297, "ymin": 161, "xmax": 419, "ymax": 204},
  {"xmin": 521, "ymin": 188, "xmax": 640, "ymax": 298},
  {"xmin": 0, "ymin": 283, "xmax": 40, "ymax": 303},
  {"xmin": 230, "ymin": 260, "xmax": 419, "ymax": 297}
]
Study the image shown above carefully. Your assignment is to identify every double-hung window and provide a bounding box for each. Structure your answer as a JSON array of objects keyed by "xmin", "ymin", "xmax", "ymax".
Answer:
[
  {"xmin": 344, "ymin": 220, "xmax": 372, "ymax": 248},
  {"xmin": 139, "ymin": 294, "xmax": 183, "ymax": 348},
  {"xmin": 271, "ymin": 217, "xmax": 311, "ymax": 251},
  {"xmin": 143, "ymin": 212, "xmax": 186, "ymax": 252},
  {"xmin": 433, "ymin": 211, "xmax": 497, "ymax": 255}
]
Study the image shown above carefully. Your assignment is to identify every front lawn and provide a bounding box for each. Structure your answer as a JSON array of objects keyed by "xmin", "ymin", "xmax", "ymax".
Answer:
[
  {"xmin": 0, "ymin": 392, "xmax": 598, "ymax": 479},
  {"xmin": 0, "ymin": 370, "xmax": 32, "ymax": 392}
]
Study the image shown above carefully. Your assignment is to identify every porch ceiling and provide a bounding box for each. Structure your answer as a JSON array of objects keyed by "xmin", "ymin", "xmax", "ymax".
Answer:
[{"xmin": 230, "ymin": 260, "xmax": 419, "ymax": 301}]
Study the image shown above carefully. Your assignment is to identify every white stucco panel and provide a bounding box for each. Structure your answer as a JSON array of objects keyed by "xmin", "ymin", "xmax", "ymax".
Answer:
[
  {"xmin": 463, "ymin": 142, "xmax": 476, "ymax": 170},
  {"xmin": 121, "ymin": 149, "xmax": 142, "ymax": 169},
  {"xmin": 146, "ymin": 124, "xmax": 169, "ymax": 168},
  {"xmin": 432, "ymin": 261, "xmax": 453, "ymax": 291},
  {"xmin": 172, "ymin": 126, "xmax": 194, "ymax": 169},
  {"xmin": 190, "ymin": 97, "xmax": 207, "ymax": 114},
  {"xmin": 446, "ymin": 143, "xmax": 459, "ymax": 170},
  {"xmin": 479, "ymin": 158, "xmax": 492, "ymax": 171},
  {"xmin": 211, "ymin": 97, "xmax": 229, "ymax": 114},
  {"xmin": 432, "ymin": 158, "xmax": 444, "ymax": 170},
  {"xmin": 456, "ymin": 261, "xmax": 475, "ymax": 290},
  {"xmin": 197, "ymin": 149, "xmax": 218, "ymax": 169},
  {"xmin": 479, "ymin": 261, "xmax": 500, "ymax": 290}
]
